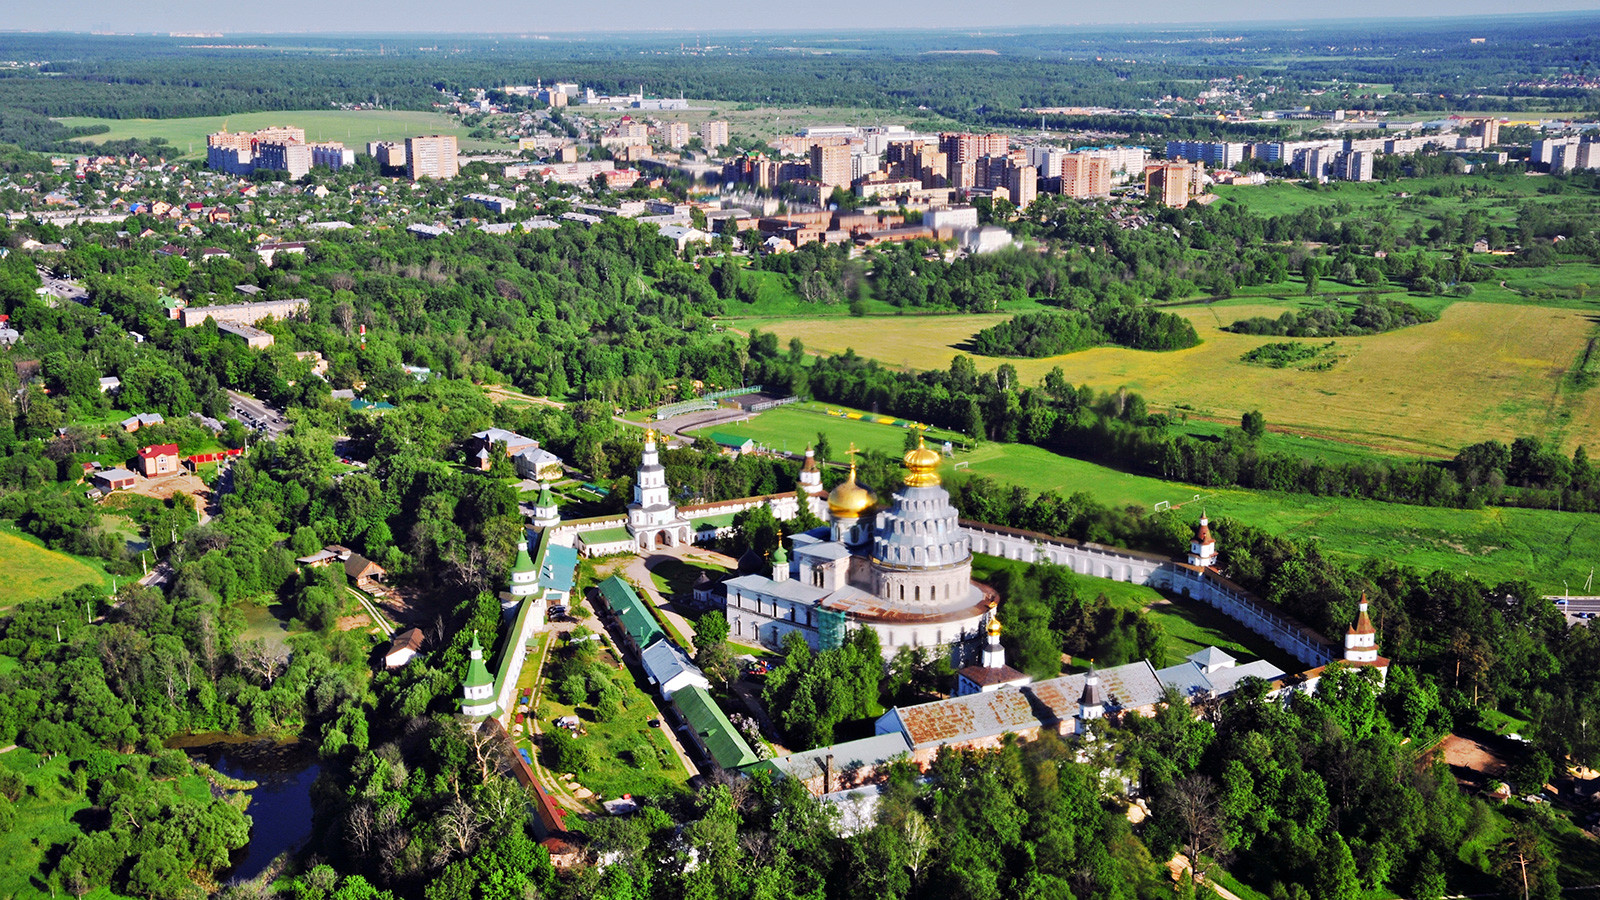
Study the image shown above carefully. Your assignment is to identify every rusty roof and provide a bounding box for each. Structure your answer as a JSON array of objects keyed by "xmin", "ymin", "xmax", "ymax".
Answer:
[{"xmin": 885, "ymin": 687, "xmax": 1041, "ymax": 748}]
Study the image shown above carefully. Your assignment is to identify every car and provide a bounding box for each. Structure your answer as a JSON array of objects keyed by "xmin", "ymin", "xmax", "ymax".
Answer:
[
  {"xmin": 1557, "ymin": 598, "xmax": 1570, "ymax": 605},
  {"xmin": 648, "ymin": 719, "xmax": 661, "ymax": 728}
]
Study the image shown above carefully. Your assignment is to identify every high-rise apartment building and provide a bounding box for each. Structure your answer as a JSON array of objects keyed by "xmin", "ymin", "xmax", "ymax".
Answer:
[
  {"xmin": 1144, "ymin": 161, "xmax": 1196, "ymax": 208},
  {"xmin": 1470, "ymin": 118, "xmax": 1500, "ymax": 147},
  {"xmin": 940, "ymin": 132, "xmax": 1009, "ymax": 185},
  {"xmin": 700, "ymin": 121, "xmax": 730, "ymax": 151},
  {"xmin": 1331, "ymin": 150, "xmax": 1374, "ymax": 182},
  {"xmin": 1060, "ymin": 154, "xmax": 1112, "ymax": 198},
  {"xmin": 810, "ymin": 143, "xmax": 853, "ymax": 190},
  {"xmin": 206, "ymin": 127, "xmax": 312, "ymax": 176},
  {"xmin": 406, "ymin": 135, "xmax": 459, "ymax": 181},
  {"xmin": 666, "ymin": 122, "xmax": 691, "ymax": 149},
  {"xmin": 310, "ymin": 142, "xmax": 356, "ymax": 171},
  {"xmin": 255, "ymin": 141, "xmax": 313, "ymax": 179}
]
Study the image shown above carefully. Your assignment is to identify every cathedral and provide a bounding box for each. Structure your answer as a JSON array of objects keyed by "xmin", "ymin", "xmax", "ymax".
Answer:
[{"xmin": 723, "ymin": 436, "xmax": 993, "ymax": 662}]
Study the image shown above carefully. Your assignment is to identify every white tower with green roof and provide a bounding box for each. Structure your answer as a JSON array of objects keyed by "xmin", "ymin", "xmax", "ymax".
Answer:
[
  {"xmin": 461, "ymin": 631, "xmax": 496, "ymax": 717},
  {"xmin": 509, "ymin": 533, "xmax": 539, "ymax": 599},
  {"xmin": 532, "ymin": 483, "xmax": 560, "ymax": 529}
]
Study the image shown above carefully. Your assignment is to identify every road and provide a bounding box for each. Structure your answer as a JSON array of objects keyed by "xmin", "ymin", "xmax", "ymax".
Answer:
[
  {"xmin": 35, "ymin": 267, "xmax": 90, "ymax": 307},
  {"xmin": 226, "ymin": 389, "xmax": 291, "ymax": 438},
  {"xmin": 1550, "ymin": 595, "xmax": 1600, "ymax": 622}
]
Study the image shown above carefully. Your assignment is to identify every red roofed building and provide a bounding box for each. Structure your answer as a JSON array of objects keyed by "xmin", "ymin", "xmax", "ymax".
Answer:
[{"xmin": 136, "ymin": 443, "xmax": 181, "ymax": 477}]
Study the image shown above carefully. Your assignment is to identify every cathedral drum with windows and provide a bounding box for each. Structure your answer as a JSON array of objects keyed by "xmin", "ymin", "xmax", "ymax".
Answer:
[{"xmin": 722, "ymin": 436, "xmax": 991, "ymax": 662}]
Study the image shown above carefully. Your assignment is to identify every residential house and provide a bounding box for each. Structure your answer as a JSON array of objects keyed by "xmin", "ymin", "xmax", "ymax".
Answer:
[
  {"xmin": 345, "ymin": 553, "xmax": 387, "ymax": 593},
  {"xmin": 136, "ymin": 443, "xmax": 181, "ymax": 477},
  {"xmin": 384, "ymin": 628, "xmax": 425, "ymax": 668}
]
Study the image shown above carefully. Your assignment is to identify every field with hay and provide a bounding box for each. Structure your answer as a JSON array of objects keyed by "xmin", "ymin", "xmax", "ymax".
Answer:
[
  {"xmin": 0, "ymin": 527, "xmax": 109, "ymax": 608},
  {"xmin": 745, "ymin": 299, "xmax": 1600, "ymax": 457}
]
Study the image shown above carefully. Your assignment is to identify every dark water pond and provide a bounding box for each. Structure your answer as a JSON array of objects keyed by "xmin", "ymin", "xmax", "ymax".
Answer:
[{"xmin": 176, "ymin": 738, "xmax": 319, "ymax": 881}]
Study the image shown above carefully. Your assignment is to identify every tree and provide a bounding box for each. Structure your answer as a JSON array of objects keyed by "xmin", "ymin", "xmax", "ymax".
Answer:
[
  {"xmin": 1240, "ymin": 410, "xmax": 1266, "ymax": 440},
  {"xmin": 692, "ymin": 610, "xmax": 736, "ymax": 685}
]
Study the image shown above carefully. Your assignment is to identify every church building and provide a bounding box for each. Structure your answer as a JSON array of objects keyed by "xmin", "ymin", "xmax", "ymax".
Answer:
[
  {"xmin": 627, "ymin": 431, "xmax": 693, "ymax": 551},
  {"xmin": 722, "ymin": 436, "xmax": 991, "ymax": 662}
]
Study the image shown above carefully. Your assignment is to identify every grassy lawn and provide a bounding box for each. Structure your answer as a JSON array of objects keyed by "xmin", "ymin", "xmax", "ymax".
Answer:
[
  {"xmin": 0, "ymin": 526, "xmax": 111, "ymax": 609},
  {"xmin": 528, "ymin": 642, "xmax": 690, "ymax": 802},
  {"xmin": 972, "ymin": 554, "xmax": 1301, "ymax": 671},
  {"xmin": 744, "ymin": 299, "xmax": 1600, "ymax": 457},
  {"xmin": 54, "ymin": 109, "xmax": 507, "ymax": 157},
  {"xmin": 690, "ymin": 400, "xmax": 970, "ymax": 460},
  {"xmin": 648, "ymin": 557, "xmax": 731, "ymax": 603}
]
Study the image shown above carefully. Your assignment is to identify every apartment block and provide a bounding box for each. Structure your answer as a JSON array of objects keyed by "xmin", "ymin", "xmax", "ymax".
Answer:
[
  {"xmin": 1060, "ymin": 153, "xmax": 1112, "ymax": 198},
  {"xmin": 368, "ymin": 141, "xmax": 407, "ymax": 170},
  {"xmin": 666, "ymin": 122, "xmax": 691, "ymax": 149},
  {"xmin": 255, "ymin": 141, "xmax": 313, "ymax": 179},
  {"xmin": 406, "ymin": 135, "xmax": 459, "ymax": 180},
  {"xmin": 1144, "ymin": 161, "xmax": 1196, "ymax": 208},
  {"xmin": 811, "ymin": 143, "xmax": 853, "ymax": 190},
  {"xmin": 1332, "ymin": 149, "xmax": 1374, "ymax": 182},
  {"xmin": 310, "ymin": 142, "xmax": 356, "ymax": 170},
  {"xmin": 1166, "ymin": 140, "xmax": 1247, "ymax": 168},
  {"xmin": 700, "ymin": 121, "xmax": 730, "ymax": 151}
]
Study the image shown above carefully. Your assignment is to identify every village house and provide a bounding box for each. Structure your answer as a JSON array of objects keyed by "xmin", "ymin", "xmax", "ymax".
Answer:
[
  {"xmin": 135, "ymin": 443, "xmax": 181, "ymax": 477},
  {"xmin": 345, "ymin": 553, "xmax": 388, "ymax": 593},
  {"xmin": 384, "ymin": 628, "xmax": 425, "ymax": 668}
]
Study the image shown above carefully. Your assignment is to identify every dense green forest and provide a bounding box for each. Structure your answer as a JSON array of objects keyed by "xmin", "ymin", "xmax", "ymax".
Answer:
[{"xmin": 968, "ymin": 308, "xmax": 1201, "ymax": 357}]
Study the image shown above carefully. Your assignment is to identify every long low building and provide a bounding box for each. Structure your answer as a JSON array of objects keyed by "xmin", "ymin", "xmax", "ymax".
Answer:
[{"xmin": 179, "ymin": 298, "xmax": 308, "ymax": 328}]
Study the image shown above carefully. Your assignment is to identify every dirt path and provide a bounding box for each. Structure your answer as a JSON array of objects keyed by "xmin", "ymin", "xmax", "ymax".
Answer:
[{"xmin": 1166, "ymin": 854, "xmax": 1245, "ymax": 900}]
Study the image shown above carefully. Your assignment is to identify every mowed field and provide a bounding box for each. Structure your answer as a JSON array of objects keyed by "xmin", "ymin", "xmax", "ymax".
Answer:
[
  {"xmin": 54, "ymin": 109, "xmax": 506, "ymax": 158},
  {"xmin": 721, "ymin": 401, "xmax": 1600, "ymax": 595},
  {"xmin": 0, "ymin": 529, "xmax": 107, "ymax": 608},
  {"xmin": 689, "ymin": 401, "xmax": 968, "ymax": 457},
  {"xmin": 748, "ymin": 299, "xmax": 1600, "ymax": 457}
]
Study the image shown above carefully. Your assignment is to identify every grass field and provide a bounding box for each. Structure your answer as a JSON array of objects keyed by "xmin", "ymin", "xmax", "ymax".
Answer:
[
  {"xmin": 54, "ymin": 109, "xmax": 506, "ymax": 158},
  {"xmin": 1211, "ymin": 172, "xmax": 1587, "ymax": 223},
  {"xmin": 745, "ymin": 299, "xmax": 1600, "ymax": 457},
  {"xmin": 689, "ymin": 400, "xmax": 969, "ymax": 458},
  {"xmin": 0, "ymin": 527, "xmax": 109, "ymax": 609},
  {"xmin": 714, "ymin": 400, "xmax": 1600, "ymax": 595}
]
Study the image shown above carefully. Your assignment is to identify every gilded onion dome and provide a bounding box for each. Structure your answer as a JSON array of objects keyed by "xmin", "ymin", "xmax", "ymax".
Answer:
[
  {"xmin": 903, "ymin": 433, "xmax": 942, "ymax": 487},
  {"xmin": 828, "ymin": 462, "xmax": 876, "ymax": 518}
]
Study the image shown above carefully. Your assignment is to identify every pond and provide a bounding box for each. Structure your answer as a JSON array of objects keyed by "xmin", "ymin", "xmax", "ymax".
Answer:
[{"xmin": 172, "ymin": 737, "xmax": 320, "ymax": 881}]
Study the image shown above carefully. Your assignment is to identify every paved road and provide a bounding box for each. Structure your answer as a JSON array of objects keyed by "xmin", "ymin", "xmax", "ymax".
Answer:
[
  {"xmin": 226, "ymin": 389, "xmax": 290, "ymax": 438},
  {"xmin": 35, "ymin": 267, "xmax": 91, "ymax": 306},
  {"xmin": 1551, "ymin": 595, "xmax": 1600, "ymax": 623}
]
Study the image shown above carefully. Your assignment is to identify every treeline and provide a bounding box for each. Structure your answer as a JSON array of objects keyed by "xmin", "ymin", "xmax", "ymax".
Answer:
[
  {"xmin": 969, "ymin": 308, "xmax": 1200, "ymax": 357},
  {"xmin": 746, "ymin": 334, "xmax": 1600, "ymax": 515},
  {"xmin": 1226, "ymin": 296, "xmax": 1439, "ymax": 336}
]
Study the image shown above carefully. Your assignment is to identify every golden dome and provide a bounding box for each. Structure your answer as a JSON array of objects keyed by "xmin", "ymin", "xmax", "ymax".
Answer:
[
  {"xmin": 903, "ymin": 433, "xmax": 942, "ymax": 487},
  {"xmin": 987, "ymin": 616, "xmax": 1003, "ymax": 638},
  {"xmin": 828, "ymin": 463, "xmax": 876, "ymax": 518}
]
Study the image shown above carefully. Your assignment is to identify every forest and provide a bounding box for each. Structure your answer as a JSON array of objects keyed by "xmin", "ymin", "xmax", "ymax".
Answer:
[{"xmin": 968, "ymin": 308, "xmax": 1200, "ymax": 357}]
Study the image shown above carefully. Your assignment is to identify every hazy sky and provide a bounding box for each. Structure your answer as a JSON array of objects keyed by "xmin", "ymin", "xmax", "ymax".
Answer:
[{"xmin": 7, "ymin": 0, "xmax": 1600, "ymax": 34}]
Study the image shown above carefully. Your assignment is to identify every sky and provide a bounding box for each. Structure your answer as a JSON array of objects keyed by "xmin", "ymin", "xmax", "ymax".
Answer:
[{"xmin": 7, "ymin": 0, "xmax": 1600, "ymax": 35}]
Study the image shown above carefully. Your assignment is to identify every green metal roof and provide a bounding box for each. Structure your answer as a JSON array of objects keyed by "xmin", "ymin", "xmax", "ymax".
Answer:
[
  {"xmin": 463, "ymin": 631, "xmax": 494, "ymax": 691},
  {"xmin": 709, "ymin": 432, "xmax": 754, "ymax": 449},
  {"xmin": 536, "ymin": 484, "xmax": 555, "ymax": 507},
  {"xmin": 512, "ymin": 534, "xmax": 537, "ymax": 574},
  {"xmin": 674, "ymin": 685, "xmax": 759, "ymax": 770},
  {"xmin": 598, "ymin": 575, "xmax": 663, "ymax": 649}
]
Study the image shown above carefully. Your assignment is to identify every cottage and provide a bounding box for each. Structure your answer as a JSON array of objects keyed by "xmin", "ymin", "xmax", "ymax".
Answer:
[
  {"xmin": 119, "ymin": 412, "xmax": 165, "ymax": 432},
  {"xmin": 136, "ymin": 443, "xmax": 181, "ymax": 477},
  {"xmin": 384, "ymin": 628, "xmax": 425, "ymax": 668},
  {"xmin": 639, "ymin": 639, "xmax": 711, "ymax": 699},
  {"xmin": 345, "ymin": 553, "xmax": 388, "ymax": 593}
]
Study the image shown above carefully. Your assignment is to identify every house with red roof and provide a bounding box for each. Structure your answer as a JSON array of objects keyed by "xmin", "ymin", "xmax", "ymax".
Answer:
[{"xmin": 136, "ymin": 443, "xmax": 181, "ymax": 477}]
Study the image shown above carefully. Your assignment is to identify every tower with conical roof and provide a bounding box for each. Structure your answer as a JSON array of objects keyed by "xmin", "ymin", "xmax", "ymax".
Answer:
[
  {"xmin": 1188, "ymin": 513, "xmax": 1217, "ymax": 568},
  {"xmin": 1345, "ymin": 596, "xmax": 1379, "ymax": 664},
  {"xmin": 1077, "ymin": 665, "xmax": 1105, "ymax": 733},
  {"xmin": 532, "ymin": 483, "xmax": 560, "ymax": 529},
  {"xmin": 508, "ymin": 531, "xmax": 539, "ymax": 601},
  {"xmin": 461, "ymin": 631, "xmax": 496, "ymax": 716},
  {"xmin": 798, "ymin": 446, "xmax": 825, "ymax": 500}
]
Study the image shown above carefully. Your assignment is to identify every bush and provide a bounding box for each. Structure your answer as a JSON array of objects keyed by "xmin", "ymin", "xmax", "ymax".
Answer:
[{"xmin": 556, "ymin": 674, "xmax": 589, "ymax": 706}]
